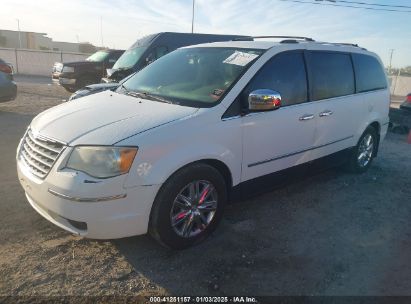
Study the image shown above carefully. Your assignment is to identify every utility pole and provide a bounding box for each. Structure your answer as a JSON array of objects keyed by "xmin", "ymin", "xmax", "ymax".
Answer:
[
  {"xmin": 191, "ymin": 0, "xmax": 195, "ymax": 33},
  {"xmin": 100, "ymin": 16, "xmax": 104, "ymax": 48},
  {"xmin": 388, "ymin": 49, "xmax": 394, "ymax": 75},
  {"xmin": 16, "ymin": 19, "xmax": 22, "ymax": 49}
]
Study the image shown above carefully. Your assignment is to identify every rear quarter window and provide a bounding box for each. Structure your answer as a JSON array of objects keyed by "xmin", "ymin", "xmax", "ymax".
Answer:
[
  {"xmin": 307, "ymin": 51, "xmax": 355, "ymax": 101},
  {"xmin": 352, "ymin": 53, "xmax": 387, "ymax": 93}
]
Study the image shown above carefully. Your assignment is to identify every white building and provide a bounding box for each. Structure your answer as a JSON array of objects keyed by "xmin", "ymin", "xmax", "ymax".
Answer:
[{"xmin": 0, "ymin": 29, "xmax": 96, "ymax": 53}]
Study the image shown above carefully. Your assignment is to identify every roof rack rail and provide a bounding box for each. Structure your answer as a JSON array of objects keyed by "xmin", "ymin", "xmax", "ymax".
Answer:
[
  {"xmin": 232, "ymin": 35, "xmax": 315, "ymax": 42},
  {"xmin": 332, "ymin": 42, "xmax": 367, "ymax": 50},
  {"xmin": 335, "ymin": 43, "xmax": 359, "ymax": 47}
]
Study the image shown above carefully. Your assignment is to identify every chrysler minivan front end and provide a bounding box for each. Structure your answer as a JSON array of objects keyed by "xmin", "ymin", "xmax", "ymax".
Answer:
[
  {"xmin": 16, "ymin": 128, "xmax": 161, "ymax": 239},
  {"xmin": 16, "ymin": 44, "xmax": 263, "ymax": 247}
]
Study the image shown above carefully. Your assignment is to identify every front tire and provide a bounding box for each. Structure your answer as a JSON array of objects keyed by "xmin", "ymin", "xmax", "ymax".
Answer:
[
  {"xmin": 348, "ymin": 126, "xmax": 378, "ymax": 173},
  {"xmin": 149, "ymin": 163, "xmax": 227, "ymax": 249}
]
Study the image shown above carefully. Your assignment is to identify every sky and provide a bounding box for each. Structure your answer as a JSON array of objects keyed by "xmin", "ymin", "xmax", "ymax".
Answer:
[{"xmin": 1, "ymin": 0, "xmax": 410, "ymax": 68}]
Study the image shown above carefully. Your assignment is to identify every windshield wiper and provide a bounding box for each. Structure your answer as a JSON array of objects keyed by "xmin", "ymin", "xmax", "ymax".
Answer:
[
  {"xmin": 126, "ymin": 91, "xmax": 175, "ymax": 104},
  {"xmin": 117, "ymin": 83, "xmax": 129, "ymax": 93}
]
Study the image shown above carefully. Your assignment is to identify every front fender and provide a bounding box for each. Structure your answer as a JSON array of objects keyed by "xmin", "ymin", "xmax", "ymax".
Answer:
[
  {"xmin": 121, "ymin": 112, "xmax": 243, "ymax": 189},
  {"xmin": 123, "ymin": 141, "xmax": 240, "ymax": 188}
]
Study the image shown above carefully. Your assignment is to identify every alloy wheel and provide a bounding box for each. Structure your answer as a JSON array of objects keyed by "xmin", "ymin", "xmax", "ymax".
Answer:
[
  {"xmin": 170, "ymin": 180, "xmax": 218, "ymax": 238},
  {"xmin": 357, "ymin": 134, "xmax": 374, "ymax": 168}
]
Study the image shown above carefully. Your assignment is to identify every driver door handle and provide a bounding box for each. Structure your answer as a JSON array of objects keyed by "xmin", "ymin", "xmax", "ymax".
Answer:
[
  {"xmin": 319, "ymin": 110, "xmax": 333, "ymax": 117},
  {"xmin": 299, "ymin": 114, "xmax": 314, "ymax": 121}
]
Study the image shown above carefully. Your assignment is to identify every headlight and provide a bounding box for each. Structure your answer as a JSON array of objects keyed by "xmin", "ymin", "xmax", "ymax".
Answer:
[
  {"xmin": 62, "ymin": 66, "xmax": 75, "ymax": 73},
  {"xmin": 66, "ymin": 146, "xmax": 138, "ymax": 178}
]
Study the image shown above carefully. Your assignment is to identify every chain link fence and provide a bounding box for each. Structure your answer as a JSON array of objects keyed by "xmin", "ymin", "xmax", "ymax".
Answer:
[{"xmin": 0, "ymin": 48, "xmax": 89, "ymax": 76}]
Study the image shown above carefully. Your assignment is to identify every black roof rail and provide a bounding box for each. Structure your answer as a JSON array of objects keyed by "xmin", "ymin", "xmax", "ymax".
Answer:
[
  {"xmin": 332, "ymin": 42, "xmax": 367, "ymax": 50},
  {"xmin": 335, "ymin": 43, "xmax": 359, "ymax": 47},
  {"xmin": 232, "ymin": 35, "xmax": 315, "ymax": 42}
]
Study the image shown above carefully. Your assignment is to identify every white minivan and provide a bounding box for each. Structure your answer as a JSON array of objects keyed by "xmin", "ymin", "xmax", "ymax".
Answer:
[{"xmin": 17, "ymin": 37, "xmax": 389, "ymax": 249}]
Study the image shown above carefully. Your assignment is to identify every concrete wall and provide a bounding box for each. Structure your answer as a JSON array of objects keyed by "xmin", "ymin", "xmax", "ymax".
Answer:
[
  {"xmin": 0, "ymin": 30, "xmax": 96, "ymax": 53},
  {"xmin": 0, "ymin": 48, "xmax": 89, "ymax": 76},
  {"xmin": 389, "ymin": 76, "xmax": 411, "ymax": 96}
]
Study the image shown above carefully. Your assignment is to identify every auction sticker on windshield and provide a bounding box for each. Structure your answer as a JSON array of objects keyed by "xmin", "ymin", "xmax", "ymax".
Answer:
[{"xmin": 223, "ymin": 51, "xmax": 259, "ymax": 66}]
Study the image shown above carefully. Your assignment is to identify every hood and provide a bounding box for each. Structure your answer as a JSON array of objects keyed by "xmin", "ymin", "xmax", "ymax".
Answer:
[
  {"xmin": 84, "ymin": 82, "xmax": 119, "ymax": 92},
  {"xmin": 31, "ymin": 90, "xmax": 198, "ymax": 145},
  {"xmin": 107, "ymin": 68, "xmax": 133, "ymax": 81},
  {"xmin": 69, "ymin": 82, "xmax": 119, "ymax": 101}
]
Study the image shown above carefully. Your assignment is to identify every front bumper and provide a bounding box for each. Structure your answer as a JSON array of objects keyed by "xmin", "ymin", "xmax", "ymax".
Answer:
[
  {"xmin": 59, "ymin": 78, "xmax": 76, "ymax": 85},
  {"xmin": 52, "ymin": 71, "xmax": 61, "ymax": 81},
  {"xmin": 17, "ymin": 156, "xmax": 160, "ymax": 239}
]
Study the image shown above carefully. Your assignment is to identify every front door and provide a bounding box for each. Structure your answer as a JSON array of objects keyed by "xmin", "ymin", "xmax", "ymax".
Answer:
[{"xmin": 241, "ymin": 51, "xmax": 317, "ymax": 182}]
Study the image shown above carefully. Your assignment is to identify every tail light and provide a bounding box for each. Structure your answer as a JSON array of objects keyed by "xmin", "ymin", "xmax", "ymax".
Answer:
[
  {"xmin": 0, "ymin": 63, "xmax": 13, "ymax": 74},
  {"xmin": 407, "ymin": 95, "xmax": 411, "ymax": 103}
]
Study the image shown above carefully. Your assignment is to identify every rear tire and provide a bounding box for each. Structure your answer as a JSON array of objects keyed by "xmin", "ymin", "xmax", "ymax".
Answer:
[
  {"xmin": 149, "ymin": 163, "xmax": 227, "ymax": 250},
  {"xmin": 348, "ymin": 126, "xmax": 378, "ymax": 173}
]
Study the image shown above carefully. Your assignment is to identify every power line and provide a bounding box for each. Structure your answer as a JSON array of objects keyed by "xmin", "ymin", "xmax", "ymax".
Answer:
[
  {"xmin": 317, "ymin": 0, "xmax": 411, "ymax": 9},
  {"xmin": 280, "ymin": 0, "xmax": 411, "ymax": 12}
]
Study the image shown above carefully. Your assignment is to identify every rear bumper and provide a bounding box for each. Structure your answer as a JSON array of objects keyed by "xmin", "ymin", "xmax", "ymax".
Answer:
[{"xmin": 0, "ymin": 82, "xmax": 17, "ymax": 102}]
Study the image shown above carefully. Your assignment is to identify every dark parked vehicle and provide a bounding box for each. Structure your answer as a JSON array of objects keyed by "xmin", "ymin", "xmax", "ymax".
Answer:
[
  {"xmin": 103, "ymin": 32, "xmax": 249, "ymax": 83},
  {"xmin": 69, "ymin": 72, "xmax": 135, "ymax": 101},
  {"xmin": 69, "ymin": 32, "xmax": 248, "ymax": 100},
  {"xmin": 69, "ymin": 81, "xmax": 122, "ymax": 101},
  {"xmin": 0, "ymin": 71, "xmax": 17, "ymax": 102},
  {"xmin": 52, "ymin": 49, "xmax": 124, "ymax": 92},
  {"xmin": 400, "ymin": 93, "xmax": 411, "ymax": 111},
  {"xmin": 0, "ymin": 59, "xmax": 14, "ymax": 80}
]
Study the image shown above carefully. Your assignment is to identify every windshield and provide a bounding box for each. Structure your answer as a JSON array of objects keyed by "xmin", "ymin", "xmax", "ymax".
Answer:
[
  {"xmin": 113, "ymin": 47, "xmax": 147, "ymax": 70},
  {"xmin": 86, "ymin": 51, "xmax": 109, "ymax": 62},
  {"xmin": 122, "ymin": 47, "xmax": 263, "ymax": 107}
]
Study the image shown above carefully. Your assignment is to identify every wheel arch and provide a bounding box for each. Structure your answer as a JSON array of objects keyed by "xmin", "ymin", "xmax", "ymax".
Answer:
[{"xmin": 164, "ymin": 158, "xmax": 233, "ymax": 191}]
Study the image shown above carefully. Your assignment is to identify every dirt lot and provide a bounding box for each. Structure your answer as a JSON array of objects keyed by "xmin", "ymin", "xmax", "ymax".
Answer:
[
  {"xmin": 0, "ymin": 76, "xmax": 70, "ymax": 115},
  {"xmin": 0, "ymin": 76, "xmax": 411, "ymax": 297}
]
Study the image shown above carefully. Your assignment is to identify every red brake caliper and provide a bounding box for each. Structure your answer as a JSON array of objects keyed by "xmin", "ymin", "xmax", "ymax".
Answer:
[
  {"xmin": 198, "ymin": 186, "xmax": 210, "ymax": 205},
  {"xmin": 175, "ymin": 211, "xmax": 188, "ymax": 220}
]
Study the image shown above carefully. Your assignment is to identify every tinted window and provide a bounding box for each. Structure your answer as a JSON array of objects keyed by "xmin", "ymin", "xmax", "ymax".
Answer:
[
  {"xmin": 243, "ymin": 52, "xmax": 307, "ymax": 106},
  {"xmin": 107, "ymin": 52, "xmax": 123, "ymax": 63},
  {"xmin": 113, "ymin": 47, "xmax": 147, "ymax": 69},
  {"xmin": 154, "ymin": 46, "xmax": 168, "ymax": 59},
  {"xmin": 307, "ymin": 52, "xmax": 354, "ymax": 101},
  {"xmin": 352, "ymin": 53, "xmax": 387, "ymax": 93},
  {"xmin": 86, "ymin": 51, "xmax": 109, "ymax": 62}
]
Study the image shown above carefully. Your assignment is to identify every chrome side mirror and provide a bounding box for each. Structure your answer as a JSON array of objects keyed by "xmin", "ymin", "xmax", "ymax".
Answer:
[{"xmin": 248, "ymin": 89, "xmax": 282, "ymax": 111}]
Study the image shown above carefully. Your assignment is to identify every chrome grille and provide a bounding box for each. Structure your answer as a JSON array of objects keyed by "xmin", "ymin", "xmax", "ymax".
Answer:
[{"xmin": 19, "ymin": 129, "xmax": 65, "ymax": 179}]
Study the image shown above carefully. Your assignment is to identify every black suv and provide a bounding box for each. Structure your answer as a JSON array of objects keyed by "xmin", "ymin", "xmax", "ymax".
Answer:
[
  {"xmin": 103, "ymin": 32, "xmax": 250, "ymax": 83},
  {"xmin": 69, "ymin": 32, "xmax": 249, "ymax": 100},
  {"xmin": 52, "ymin": 49, "xmax": 124, "ymax": 92}
]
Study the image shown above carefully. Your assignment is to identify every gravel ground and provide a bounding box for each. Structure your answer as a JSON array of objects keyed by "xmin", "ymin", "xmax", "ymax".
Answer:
[
  {"xmin": 0, "ymin": 77, "xmax": 69, "ymax": 115},
  {"xmin": 0, "ymin": 76, "xmax": 411, "ymax": 297}
]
